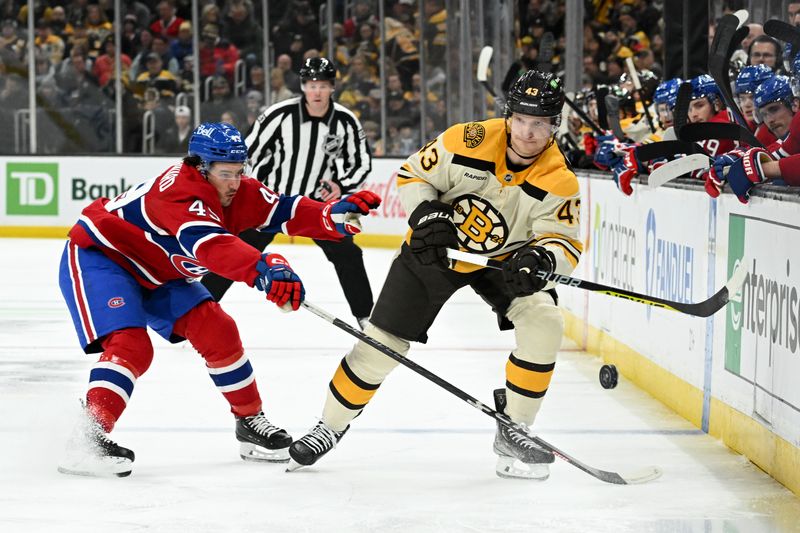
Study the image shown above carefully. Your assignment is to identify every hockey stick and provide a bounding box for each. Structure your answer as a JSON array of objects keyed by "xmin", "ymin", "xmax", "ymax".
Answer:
[
  {"xmin": 635, "ymin": 140, "xmax": 707, "ymax": 162},
  {"xmin": 625, "ymin": 57, "xmax": 656, "ymax": 134},
  {"xmin": 673, "ymin": 82, "xmax": 692, "ymax": 134},
  {"xmin": 708, "ymin": 13, "xmax": 749, "ymax": 129},
  {"xmin": 678, "ymin": 122, "xmax": 763, "ymax": 148},
  {"xmin": 596, "ymin": 85, "xmax": 610, "ymax": 131},
  {"xmin": 647, "ymin": 153, "xmax": 711, "ymax": 188},
  {"xmin": 537, "ymin": 32, "xmax": 556, "ymax": 73},
  {"xmin": 564, "ymin": 95, "xmax": 605, "ymax": 135},
  {"xmin": 605, "ymin": 94, "xmax": 628, "ymax": 141},
  {"xmin": 446, "ymin": 249, "xmax": 747, "ymax": 318},
  {"xmin": 764, "ymin": 19, "xmax": 800, "ymax": 56},
  {"xmin": 301, "ymin": 301, "xmax": 662, "ymax": 485},
  {"xmin": 476, "ymin": 45, "xmax": 499, "ymax": 101}
]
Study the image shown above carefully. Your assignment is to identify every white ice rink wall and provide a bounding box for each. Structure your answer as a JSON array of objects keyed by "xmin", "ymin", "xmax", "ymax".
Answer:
[
  {"xmin": 1, "ymin": 156, "xmax": 798, "ymax": 496},
  {"xmin": 559, "ymin": 173, "xmax": 800, "ymax": 497}
]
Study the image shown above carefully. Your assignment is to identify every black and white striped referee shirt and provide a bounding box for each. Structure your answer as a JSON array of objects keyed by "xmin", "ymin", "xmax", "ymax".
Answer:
[{"xmin": 244, "ymin": 96, "xmax": 371, "ymax": 198}]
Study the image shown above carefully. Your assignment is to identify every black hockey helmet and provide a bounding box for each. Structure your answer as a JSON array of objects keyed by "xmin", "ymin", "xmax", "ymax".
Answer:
[
  {"xmin": 299, "ymin": 57, "xmax": 336, "ymax": 84},
  {"xmin": 504, "ymin": 69, "xmax": 565, "ymax": 123}
]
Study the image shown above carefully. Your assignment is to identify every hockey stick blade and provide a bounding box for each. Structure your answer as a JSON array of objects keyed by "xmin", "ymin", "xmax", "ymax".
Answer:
[
  {"xmin": 733, "ymin": 9, "xmax": 748, "ymax": 28},
  {"xmin": 605, "ymin": 95, "xmax": 627, "ymax": 141},
  {"xmin": 635, "ymin": 140, "xmax": 707, "ymax": 162},
  {"xmin": 647, "ymin": 153, "xmax": 710, "ymax": 188},
  {"xmin": 477, "ymin": 46, "xmax": 492, "ymax": 82},
  {"xmin": 764, "ymin": 19, "xmax": 800, "ymax": 56},
  {"xmin": 446, "ymin": 249, "xmax": 746, "ymax": 318},
  {"xmin": 625, "ymin": 57, "xmax": 656, "ymax": 134},
  {"xmin": 301, "ymin": 301, "xmax": 661, "ymax": 485},
  {"xmin": 678, "ymin": 122, "xmax": 763, "ymax": 148}
]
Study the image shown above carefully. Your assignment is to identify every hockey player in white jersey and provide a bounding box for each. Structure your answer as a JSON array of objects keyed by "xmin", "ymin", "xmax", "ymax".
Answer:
[{"xmin": 288, "ymin": 70, "xmax": 582, "ymax": 480}]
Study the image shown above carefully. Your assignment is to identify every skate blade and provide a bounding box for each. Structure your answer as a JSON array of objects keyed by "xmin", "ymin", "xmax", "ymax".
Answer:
[
  {"xmin": 239, "ymin": 442, "xmax": 290, "ymax": 463},
  {"xmin": 58, "ymin": 456, "xmax": 133, "ymax": 478},
  {"xmin": 495, "ymin": 455, "xmax": 550, "ymax": 481},
  {"xmin": 285, "ymin": 459, "xmax": 306, "ymax": 472}
]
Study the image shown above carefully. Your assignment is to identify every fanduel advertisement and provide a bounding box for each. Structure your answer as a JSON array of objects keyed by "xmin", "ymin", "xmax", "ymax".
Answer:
[{"xmin": 644, "ymin": 208, "xmax": 695, "ymax": 319}]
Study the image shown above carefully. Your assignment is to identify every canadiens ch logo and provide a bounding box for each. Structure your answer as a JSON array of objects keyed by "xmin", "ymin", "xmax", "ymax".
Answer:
[
  {"xmin": 170, "ymin": 255, "xmax": 209, "ymax": 278},
  {"xmin": 108, "ymin": 297, "xmax": 125, "ymax": 308},
  {"xmin": 452, "ymin": 195, "xmax": 508, "ymax": 253},
  {"xmin": 463, "ymin": 122, "xmax": 485, "ymax": 148}
]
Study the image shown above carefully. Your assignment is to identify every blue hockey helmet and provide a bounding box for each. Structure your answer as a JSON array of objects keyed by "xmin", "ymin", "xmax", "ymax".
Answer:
[
  {"xmin": 689, "ymin": 74, "xmax": 720, "ymax": 102},
  {"xmin": 735, "ymin": 65, "xmax": 774, "ymax": 95},
  {"xmin": 754, "ymin": 74, "xmax": 794, "ymax": 109},
  {"xmin": 653, "ymin": 78, "xmax": 683, "ymax": 109},
  {"xmin": 188, "ymin": 122, "xmax": 247, "ymax": 172}
]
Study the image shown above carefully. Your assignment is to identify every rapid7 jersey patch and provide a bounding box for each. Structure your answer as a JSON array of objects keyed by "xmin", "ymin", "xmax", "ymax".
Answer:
[{"xmin": 452, "ymin": 195, "xmax": 508, "ymax": 253}]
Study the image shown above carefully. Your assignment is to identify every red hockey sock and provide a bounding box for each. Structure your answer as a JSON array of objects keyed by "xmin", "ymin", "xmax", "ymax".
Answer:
[{"xmin": 174, "ymin": 301, "xmax": 262, "ymax": 417}]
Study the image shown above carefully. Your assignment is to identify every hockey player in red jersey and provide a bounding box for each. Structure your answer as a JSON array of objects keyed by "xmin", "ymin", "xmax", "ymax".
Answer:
[
  {"xmin": 687, "ymin": 74, "xmax": 738, "ymax": 157},
  {"xmin": 57, "ymin": 122, "xmax": 381, "ymax": 477}
]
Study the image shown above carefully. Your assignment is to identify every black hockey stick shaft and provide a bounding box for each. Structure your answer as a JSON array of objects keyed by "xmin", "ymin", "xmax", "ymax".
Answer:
[
  {"xmin": 446, "ymin": 249, "xmax": 745, "ymax": 318},
  {"xmin": 605, "ymin": 95, "xmax": 628, "ymax": 141},
  {"xmin": 635, "ymin": 140, "xmax": 707, "ymax": 162},
  {"xmin": 596, "ymin": 86, "xmax": 610, "ymax": 131},
  {"xmin": 709, "ymin": 14, "xmax": 749, "ymax": 129},
  {"xmin": 764, "ymin": 19, "xmax": 800, "ymax": 55},
  {"xmin": 673, "ymin": 82, "xmax": 692, "ymax": 133},
  {"xmin": 678, "ymin": 121, "xmax": 763, "ymax": 148},
  {"xmin": 564, "ymin": 96, "xmax": 604, "ymax": 135},
  {"xmin": 300, "ymin": 301, "xmax": 658, "ymax": 484}
]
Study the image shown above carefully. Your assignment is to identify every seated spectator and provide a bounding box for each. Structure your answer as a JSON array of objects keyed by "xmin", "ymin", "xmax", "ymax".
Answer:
[
  {"xmin": 248, "ymin": 65, "xmax": 266, "ymax": 93},
  {"xmin": 34, "ymin": 52, "xmax": 57, "ymax": 86},
  {"xmin": 35, "ymin": 18, "xmax": 65, "ymax": 66},
  {"xmin": 48, "ymin": 6, "xmax": 72, "ymax": 42},
  {"xmin": 129, "ymin": 29, "xmax": 155, "ymax": 80},
  {"xmin": 135, "ymin": 52, "xmax": 178, "ymax": 99},
  {"xmin": 0, "ymin": 19, "xmax": 26, "ymax": 66},
  {"xmin": 272, "ymin": 1, "xmax": 323, "ymax": 65},
  {"xmin": 276, "ymin": 53, "xmax": 300, "ymax": 92},
  {"xmin": 269, "ymin": 68, "xmax": 294, "ymax": 104},
  {"xmin": 151, "ymin": 34, "xmax": 180, "ymax": 76},
  {"xmin": 201, "ymin": 75, "xmax": 246, "ymax": 127},
  {"xmin": 93, "ymin": 35, "xmax": 132, "ymax": 88},
  {"xmin": 200, "ymin": 3, "xmax": 221, "ymax": 28},
  {"xmin": 150, "ymin": 0, "xmax": 184, "ymax": 41},
  {"xmin": 243, "ymin": 90, "xmax": 265, "ymax": 130},
  {"xmin": 85, "ymin": 3, "xmax": 113, "ymax": 45},
  {"xmin": 343, "ymin": 0, "xmax": 378, "ymax": 39},
  {"xmin": 160, "ymin": 104, "xmax": 192, "ymax": 153},
  {"xmin": 199, "ymin": 24, "xmax": 240, "ymax": 84},
  {"xmin": 337, "ymin": 53, "xmax": 378, "ymax": 108},
  {"xmin": 361, "ymin": 120, "xmax": 382, "ymax": 156},
  {"xmin": 170, "ymin": 20, "xmax": 193, "ymax": 67},
  {"xmin": 350, "ymin": 22, "xmax": 379, "ymax": 65},
  {"xmin": 222, "ymin": 0, "xmax": 263, "ymax": 63}
]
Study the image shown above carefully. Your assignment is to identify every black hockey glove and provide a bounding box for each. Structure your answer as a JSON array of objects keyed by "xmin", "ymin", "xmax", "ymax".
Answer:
[
  {"xmin": 408, "ymin": 200, "xmax": 459, "ymax": 269},
  {"xmin": 502, "ymin": 246, "xmax": 557, "ymax": 297}
]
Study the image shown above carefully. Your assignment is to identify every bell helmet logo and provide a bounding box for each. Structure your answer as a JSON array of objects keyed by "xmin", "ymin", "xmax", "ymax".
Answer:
[{"xmin": 6, "ymin": 162, "xmax": 59, "ymax": 215}]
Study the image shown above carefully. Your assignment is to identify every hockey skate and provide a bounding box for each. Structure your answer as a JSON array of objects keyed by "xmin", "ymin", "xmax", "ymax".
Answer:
[
  {"xmin": 493, "ymin": 388, "xmax": 554, "ymax": 481},
  {"xmin": 58, "ymin": 407, "xmax": 135, "ymax": 478},
  {"xmin": 286, "ymin": 421, "xmax": 348, "ymax": 472},
  {"xmin": 236, "ymin": 412, "xmax": 292, "ymax": 463}
]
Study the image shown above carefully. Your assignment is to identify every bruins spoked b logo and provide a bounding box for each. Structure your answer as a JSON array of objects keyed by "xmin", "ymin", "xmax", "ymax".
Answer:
[{"xmin": 452, "ymin": 195, "xmax": 508, "ymax": 253}]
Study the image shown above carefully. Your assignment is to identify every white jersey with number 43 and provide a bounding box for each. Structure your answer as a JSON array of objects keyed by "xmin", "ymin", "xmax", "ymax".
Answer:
[{"xmin": 397, "ymin": 118, "xmax": 583, "ymax": 277}]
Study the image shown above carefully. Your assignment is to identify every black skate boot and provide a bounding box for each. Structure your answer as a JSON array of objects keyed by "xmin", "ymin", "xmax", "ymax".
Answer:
[
  {"xmin": 236, "ymin": 412, "xmax": 292, "ymax": 463},
  {"xmin": 286, "ymin": 421, "xmax": 348, "ymax": 471},
  {"xmin": 493, "ymin": 388, "xmax": 554, "ymax": 480},
  {"xmin": 58, "ymin": 408, "xmax": 135, "ymax": 478}
]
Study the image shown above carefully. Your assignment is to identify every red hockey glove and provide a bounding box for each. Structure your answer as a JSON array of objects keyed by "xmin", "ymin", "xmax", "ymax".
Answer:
[
  {"xmin": 254, "ymin": 253, "xmax": 305, "ymax": 311},
  {"xmin": 325, "ymin": 190, "xmax": 382, "ymax": 236},
  {"xmin": 724, "ymin": 147, "xmax": 773, "ymax": 204},
  {"xmin": 610, "ymin": 143, "xmax": 640, "ymax": 196}
]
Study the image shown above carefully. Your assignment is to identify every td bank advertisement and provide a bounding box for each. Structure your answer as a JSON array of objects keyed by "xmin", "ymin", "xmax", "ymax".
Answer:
[
  {"xmin": 1, "ymin": 157, "xmax": 170, "ymax": 227},
  {"xmin": 724, "ymin": 213, "xmax": 800, "ymax": 442}
]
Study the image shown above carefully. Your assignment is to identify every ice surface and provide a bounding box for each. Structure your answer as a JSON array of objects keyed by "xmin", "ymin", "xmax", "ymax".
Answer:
[{"xmin": 1, "ymin": 238, "xmax": 798, "ymax": 532}]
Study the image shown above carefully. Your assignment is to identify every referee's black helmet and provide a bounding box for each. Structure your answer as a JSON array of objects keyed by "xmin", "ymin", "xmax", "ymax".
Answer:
[{"xmin": 299, "ymin": 57, "xmax": 336, "ymax": 84}]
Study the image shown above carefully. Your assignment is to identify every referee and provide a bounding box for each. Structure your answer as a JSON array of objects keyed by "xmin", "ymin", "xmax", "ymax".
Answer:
[{"xmin": 201, "ymin": 57, "xmax": 375, "ymax": 328}]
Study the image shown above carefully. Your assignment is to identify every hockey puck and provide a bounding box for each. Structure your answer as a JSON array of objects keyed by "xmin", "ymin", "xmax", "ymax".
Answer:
[{"xmin": 599, "ymin": 364, "xmax": 618, "ymax": 389}]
